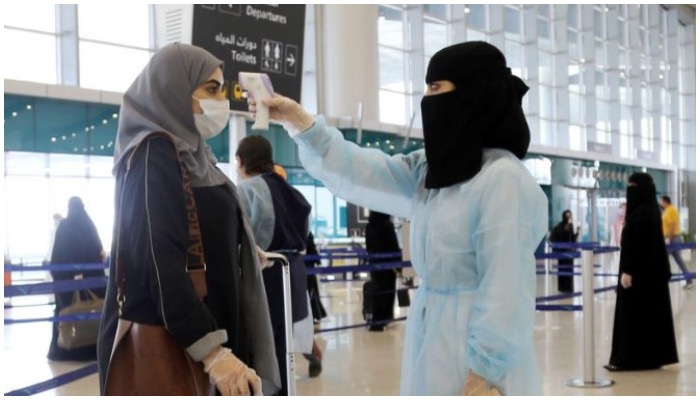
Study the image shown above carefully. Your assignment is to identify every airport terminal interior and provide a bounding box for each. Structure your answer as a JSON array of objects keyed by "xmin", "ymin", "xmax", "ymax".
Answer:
[{"xmin": 3, "ymin": 4, "xmax": 697, "ymax": 396}]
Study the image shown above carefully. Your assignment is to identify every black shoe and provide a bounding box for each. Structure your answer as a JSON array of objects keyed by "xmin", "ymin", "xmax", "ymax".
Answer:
[
  {"xmin": 303, "ymin": 353, "xmax": 322, "ymax": 378},
  {"xmin": 368, "ymin": 324, "xmax": 386, "ymax": 332},
  {"xmin": 604, "ymin": 364, "xmax": 621, "ymax": 372}
]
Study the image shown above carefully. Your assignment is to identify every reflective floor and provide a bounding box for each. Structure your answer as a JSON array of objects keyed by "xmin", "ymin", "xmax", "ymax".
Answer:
[{"xmin": 4, "ymin": 255, "xmax": 696, "ymax": 396}]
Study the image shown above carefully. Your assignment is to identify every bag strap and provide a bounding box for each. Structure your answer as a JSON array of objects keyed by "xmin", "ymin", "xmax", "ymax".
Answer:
[{"xmin": 115, "ymin": 133, "xmax": 208, "ymax": 316}]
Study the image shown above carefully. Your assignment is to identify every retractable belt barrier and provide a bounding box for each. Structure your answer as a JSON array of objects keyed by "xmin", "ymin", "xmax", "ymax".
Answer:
[{"xmin": 3, "ymin": 242, "xmax": 695, "ymax": 395}]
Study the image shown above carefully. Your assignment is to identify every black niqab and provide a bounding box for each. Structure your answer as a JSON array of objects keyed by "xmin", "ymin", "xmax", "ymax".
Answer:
[{"xmin": 421, "ymin": 41, "xmax": 531, "ymax": 189}]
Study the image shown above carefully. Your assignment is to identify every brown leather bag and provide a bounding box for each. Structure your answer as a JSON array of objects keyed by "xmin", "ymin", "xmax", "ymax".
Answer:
[
  {"xmin": 104, "ymin": 320, "xmax": 214, "ymax": 395},
  {"xmin": 104, "ymin": 134, "xmax": 214, "ymax": 396}
]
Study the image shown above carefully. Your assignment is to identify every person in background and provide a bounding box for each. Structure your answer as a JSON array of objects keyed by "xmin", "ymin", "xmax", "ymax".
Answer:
[
  {"xmin": 48, "ymin": 197, "xmax": 105, "ymax": 361},
  {"xmin": 45, "ymin": 213, "xmax": 64, "ymax": 263},
  {"xmin": 303, "ymin": 233, "xmax": 326, "ymax": 378},
  {"xmin": 660, "ymin": 195, "xmax": 694, "ymax": 289},
  {"xmin": 612, "ymin": 203, "xmax": 626, "ymax": 246},
  {"xmin": 250, "ymin": 41, "xmax": 548, "ymax": 395},
  {"xmin": 97, "ymin": 43, "xmax": 279, "ymax": 395},
  {"xmin": 605, "ymin": 173, "xmax": 678, "ymax": 371},
  {"xmin": 549, "ymin": 210, "xmax": 579, "ymax": 293},
  {"xmin": 236, "ymin": 136, "xmax": 315, "ymax": 388},
  {"xmin": 364, "ymin": 210, "xmax": 401, "ymax": 331}
]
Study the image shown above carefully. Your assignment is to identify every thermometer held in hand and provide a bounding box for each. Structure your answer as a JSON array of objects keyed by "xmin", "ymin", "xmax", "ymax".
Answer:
[{"xmin": 238, "ymin": 72, "xmax": 275, "ymax": 130}]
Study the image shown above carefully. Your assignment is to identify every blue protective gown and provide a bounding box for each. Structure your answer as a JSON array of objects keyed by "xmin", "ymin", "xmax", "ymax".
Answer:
[{"xmin": 293, "ymin": 116, "xmax": 548, "ymax": 395}]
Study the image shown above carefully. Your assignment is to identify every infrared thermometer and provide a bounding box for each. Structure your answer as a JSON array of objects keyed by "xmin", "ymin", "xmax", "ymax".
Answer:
[{"xmin": 238, "ymin": 72, "xmax": 274, "ymax": 130}]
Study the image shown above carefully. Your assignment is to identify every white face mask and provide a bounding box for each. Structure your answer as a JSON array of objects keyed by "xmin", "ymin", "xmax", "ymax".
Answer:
[{"xmin": 193, "ymin": 97, "xmax": 230, "ymax": 139}]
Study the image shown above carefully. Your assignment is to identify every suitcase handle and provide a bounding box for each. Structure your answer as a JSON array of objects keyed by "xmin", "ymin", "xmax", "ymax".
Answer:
[{"xmin": 264, "ymin": 252, "xmax": 295, "ymax": 396}]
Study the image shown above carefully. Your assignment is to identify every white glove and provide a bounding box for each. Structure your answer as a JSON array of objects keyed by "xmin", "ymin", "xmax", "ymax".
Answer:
[
  {"xmin": 664, "ymin": 238, "xmax": 671, "ymax": 245},
  {"xmin": 620, "ymin": 273, "xmax": 632, "ymax": 289},
  {"xmin": 256, "ymin": 246, "xmax": 274, "ymax": 269},
  {"xmin": 248, "ymin": 94, "xmax": 314, "ymax": 136},
  {"xmin": 203, "ymin": 346, "xmax": 262, "ymax": 396}
]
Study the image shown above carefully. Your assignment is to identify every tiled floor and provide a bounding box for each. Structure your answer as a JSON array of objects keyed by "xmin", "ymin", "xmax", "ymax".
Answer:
[{"xmin": 4, "ymin": 255, "xmax": 695, "ymax": 396}]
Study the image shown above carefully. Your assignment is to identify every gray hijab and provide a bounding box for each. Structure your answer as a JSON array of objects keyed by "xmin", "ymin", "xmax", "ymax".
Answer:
[
  {"xmin": 114, "ymin": 42, "xmax": 227, "ymax": 187},
  {"xmin": 113, "ymin": 43, "xmax": 281, "ymax": 388}
]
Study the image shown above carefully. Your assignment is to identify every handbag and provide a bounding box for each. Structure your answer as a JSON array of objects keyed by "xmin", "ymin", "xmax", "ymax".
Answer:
[
  {"xmin": 104, "ymin": 133, "xmax": 214, "ymax": 396},
  {"xmin": 57, "ymin": 289, "xmax": 103, "ymax": 350},
  {"xmin": 396, "ymin": 274, "xmax": 412, "ymax": 308}
]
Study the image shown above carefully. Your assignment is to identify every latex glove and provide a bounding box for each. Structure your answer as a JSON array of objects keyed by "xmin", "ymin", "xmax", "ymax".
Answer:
[
  {"xmin": 256, "ymin": 246, "xmax": 274, "ymax": 269},
  {"xmin": 664, "ymin": 238, "xmax": 671, "ymax": 245},
  {"xmin": 248, "ymin": 94, "xmax": 314, "ymax": 136},
  {"xmin": 620, "ymin": 273, "xmax": 632, "ymax": 289},
  {"xmin": 461, "ymin": 372, "xmax": 501, "ymax": 396},
  {"xmin": 203, "ymin": 346, "xmax": 262, "ymax": 396}
]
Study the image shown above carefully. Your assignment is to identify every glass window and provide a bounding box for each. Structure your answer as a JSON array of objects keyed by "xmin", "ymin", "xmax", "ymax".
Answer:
[
  {"xmin": 537, "ymin": 5, "xmax": 551, "ymax": 18},
  {"xmin": 48, "ymin": 153, "xmax": 88, "ymax": 177},
  {"xmin": 568, "ymin": 125, "xmax": 584, "ymax": 151},
  {"xmin": 504, "ymin": 7, "xmax": 520, "ymax": 36},
  {"xmin": 537, "ymin": 18, "xmax": 550, "ymax": 40},
  {"xmin": 423, "ymin": 4, "xmax": 447, "ymax": 20},
  {"xmin": 379, "ymin": 90, "xmax": 406, "ymax": 126},
  {"xmin": 5, "ymin": 176, "xmax": 51, "ymax": 262},
  {"xmin": 466, "ymin": 28, "xmax": 487, "ymax": 41},
  {"xmin": 539, "ymin": 120, "xmax": 556, "ymax": 147},
  {"xmin": 5, "ymin": 152, "xmax": 47, "ymax": 177},
  {"xmin": 466, "ymin": 4, "xmax": 486, "ymax": 31},
  {"xmin": 567, "ymin": 5, "xmax": 579, "ymax": 28},
  {"xmin": 539, "ymin": 85, "xmax": 554, "ymax": 119},
  {"xmin": 567, "ymin": 30, "xmax": 580, "ymax": 56},
  {"xmin": 4, "ymin": 3, "xmax": 55, "ymax": 32},
  {"xmin": 505, "ymin": 41, "xmax": 523, "ymax": 77},
  {"xmin": 78, "ymin": 4, "xmax": 151, "ymax": 48},
  {"xmin": 379, "ymin": 5, "xmax": 404, "ymax": 48},
  {"xmin": 569, "ymin": 93, "xmax": 584, "ymax": 125},
  {"xmin": 79, "ymin": 42, "xmax": 152, "ymax": 92},
  {"xmin": 594, "ymin": 10, "xmax": 604, "ymax": 38},
  {"xmin": 424, "ymin": 19, "xmax": 447, "ymax": 57},
  {"xmin": 3, "ymin": 30, "xmax": 57, "ymax": 84},
  {"xmin": 538, "ymin": 51, "xmax": 554, "ymax": 86},
  {"xmin": 379, "ymin": 47, "xmax": 406, "ymax": 92}
]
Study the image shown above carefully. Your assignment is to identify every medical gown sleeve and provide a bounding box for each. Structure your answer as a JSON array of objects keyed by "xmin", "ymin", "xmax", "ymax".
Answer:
[
  {"xmin": 466, "ymin": 163, "xmax": 540, "ymax": 384},
  {"xmin": 237, "ymin": 177, "xmax": 275, "ymax": 250},
  {"xmin": 293, "ymin": 116, "xmax": 421, "ymax": 219}
]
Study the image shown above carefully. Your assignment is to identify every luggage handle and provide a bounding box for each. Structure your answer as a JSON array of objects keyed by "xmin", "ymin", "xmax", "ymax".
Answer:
[{"xmin": 264, "ymin": 252, "xmax": 296, "ymax": 396}]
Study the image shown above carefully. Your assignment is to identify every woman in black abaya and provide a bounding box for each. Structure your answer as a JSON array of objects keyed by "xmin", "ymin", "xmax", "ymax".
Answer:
[
  {"xmin": 605, "ymin": 172, "xmax": 678, "ymax": 371},
  {"xmin": 47, "ymin": 196, "xmax": 106, "ymax": 361}
]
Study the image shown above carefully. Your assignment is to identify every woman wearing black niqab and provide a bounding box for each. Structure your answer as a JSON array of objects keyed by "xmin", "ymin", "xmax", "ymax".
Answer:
[
  {"xmin": 549, "ymin": 210, "xmax": 579, "ymax": 293},
  {"xmin": 47, "ymin": 196, "xmax": 106, "ymax": 361},
  {"xmin": 605, "ymin": 172, "xmax": 678, "ymax": 371}
]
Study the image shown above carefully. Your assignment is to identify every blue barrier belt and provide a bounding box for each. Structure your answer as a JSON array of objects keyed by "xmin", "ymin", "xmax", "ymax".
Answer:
[
  {"xmin": 4, "ymin": 363, "xmax": 98, "ymax": 396},
  {"xmin": 5, "ymin": 276, "xmax": 107, "ymax": 297},
  {"xmin": 306, "ymin": 261, "xmax": 412, "ymax": 276},
  {"xmin": 4, "ymin": 263, "xmax": 108, "ymax": 272}
]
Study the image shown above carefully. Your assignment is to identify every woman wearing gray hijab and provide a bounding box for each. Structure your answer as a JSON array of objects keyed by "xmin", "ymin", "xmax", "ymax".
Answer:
[{"xmin": 97, "ymin": 43, "xmax": 279, "ymax": 395}]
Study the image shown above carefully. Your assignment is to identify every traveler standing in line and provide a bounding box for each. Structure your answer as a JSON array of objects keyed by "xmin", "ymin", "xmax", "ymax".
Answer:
[
  {"xmin": 97, "ymin": 43, "xmax": 279, "ymax": 395},
  {"xmin": 660, "ymin": 195, "xmax": 694, "ymax": 289},
  {"xmin": 549, "ymin": 210, "xmax": 579, "ymax": 293},
  {"xmin": 48, "ymin": 197, "xmax": 106, "ymax": 361},
  {"xmin": 605, "ymin": 172, "xmax": 678, "ymax": 371},
  {"xmin": 235, "ymin": 136, "xmax": 314, "ymax": 389},
  {"xmin": 364, "ymin": 210, "xmax": 401, "ymax": 331},
  {"xmin": 250, "ymin": 41, "xmax": 548, "ymax": 395}
]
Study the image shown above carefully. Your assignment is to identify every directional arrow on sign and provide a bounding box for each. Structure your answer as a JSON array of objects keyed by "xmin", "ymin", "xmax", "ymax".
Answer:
[{"xmin": 286, "ymin": 53, "xmax": 295, "ymax": 67}]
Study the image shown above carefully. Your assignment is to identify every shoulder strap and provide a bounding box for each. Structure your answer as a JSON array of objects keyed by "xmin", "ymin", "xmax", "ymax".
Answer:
[{"xmin": 115, "ymin": 133, "xmax": 208, "ymax": 316}]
